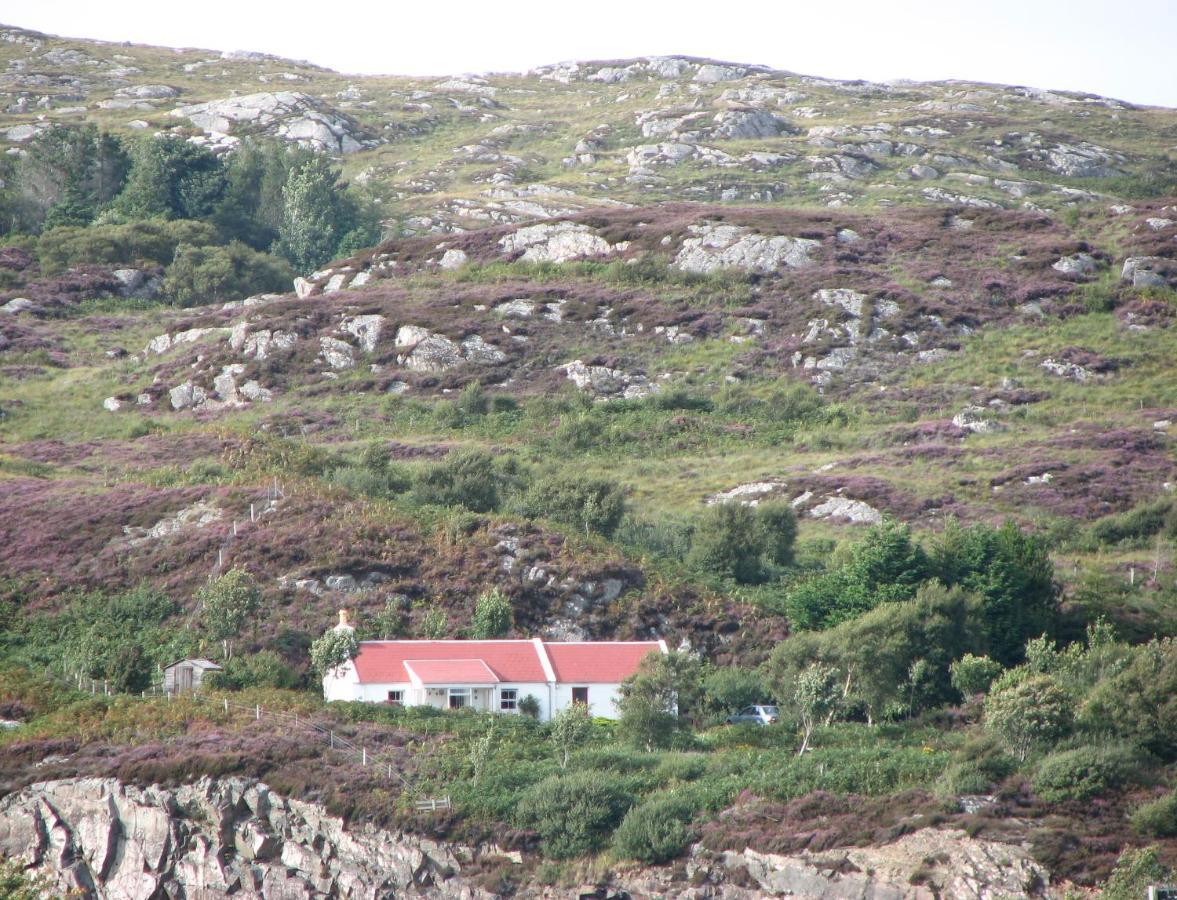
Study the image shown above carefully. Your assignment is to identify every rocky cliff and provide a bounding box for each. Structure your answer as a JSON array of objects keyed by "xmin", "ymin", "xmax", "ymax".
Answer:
[{"xmin": 0, "ymin": 777, "xmax": 1053, "ymax": 898}]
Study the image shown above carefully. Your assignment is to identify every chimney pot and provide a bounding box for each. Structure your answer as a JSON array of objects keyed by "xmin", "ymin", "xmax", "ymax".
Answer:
[{"xmin": 338, "ymin": 608, "xmax": 351, "ymax": 628}]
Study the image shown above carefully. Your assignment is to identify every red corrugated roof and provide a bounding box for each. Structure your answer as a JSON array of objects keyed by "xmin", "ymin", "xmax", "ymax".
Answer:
[
  {"xmin": 543, "ymin": 642, "xmax": 664, "ymax": 684},
  {"xmin": 405, "ymin": 659, "xmax": 500, "ymax": 685},
  {"xmin": 352, "ymin": 640, "xmax": 547, "ymax": 684}
]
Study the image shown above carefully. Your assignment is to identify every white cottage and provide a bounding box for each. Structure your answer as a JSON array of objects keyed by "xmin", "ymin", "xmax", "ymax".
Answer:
[{"xmin": 321, "ymin": 632, "xmax": 666, "ymax": 722}]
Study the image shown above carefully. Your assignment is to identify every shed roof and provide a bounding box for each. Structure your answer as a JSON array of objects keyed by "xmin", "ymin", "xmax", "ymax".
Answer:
[{"xmin": 164, "ymin": 658, "xmax": 223, "ymax": 672}]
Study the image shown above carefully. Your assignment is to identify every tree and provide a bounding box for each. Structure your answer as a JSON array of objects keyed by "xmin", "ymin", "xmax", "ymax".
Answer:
[
  {"xmin": 950, "ymin": 654, "xmax": 1004, "ymax": 698},
  {"xmin": 934, "ymin": 519, "xmax": 1059, "ymax": 665},
  {"xmin": 412, "ymin": 448, "xmax": 523, "ymax": 513},
  {"xmin": 13, "ymin": 124, "xmax": 129, "ymax": 231},
  {"xmin": 792, "ymin": 663, "xmax": 841, "ymax": 754},
  {"xmin": 521, "ymin": 473, "xmax": 626, "ymax": 537},
  {"xmin": 615, "ymin": 651, "xmax": 699, "ymax": 750},
  {"xmin": 983, "ymin": 673, "xmax": 1072, "ymax": 761},
  {"xmin": 213, "ymin": 139, "xmax": 308, "ymax": 249},
  {"xmin": 310, "ymin": 627, "xmax": 359, "ymax": 678},
  {"xmin": 687, "ymin": 503, "xmax": 767, "ymax": 584},
  {"xmin": 164, "ymin": 240, "xmax": 293, "ymax": 306},
  {"xmin": 111, "ymin": 136, "xmax": 225, "ymax": 221},
  {"xmin": 514, "ymin": 771, "xmax": 634, "ymax": 859},
  {"xmin": 418, "ymin": 604, "xmax": 448, "ymax": 639},
  {"xmin": 275, "ymin": 155, "xmax": 361, "ymax": 271},
  {"xmin": 198, "ymin": 568, "xmax": 261, "ymax": 659},
  {"xmin": 701, "ymin": 666, "xmax": 768, "ymax": 721},
  {"xmin": 470, "ymin": 588, "xmax": 512, "ymax": 638},
  {"xmin": 755, "ymin": 501, "xmax": 798, "ymax": 568},
  {"xmin": 550, "ymin": 701, "xmax": 592, "ymax": 768},
  {"xmin": 1100, "ymin": 846, "xmax": 1172, "ymax": 900}
]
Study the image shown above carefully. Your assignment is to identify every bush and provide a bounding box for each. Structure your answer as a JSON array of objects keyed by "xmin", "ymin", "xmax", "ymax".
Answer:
[
  {"xmin": 611, "ymin": 793, "xmax": 696, "ymax": 863},
  {"xmin": 412, "ymin": 448, "xmax": 521, "ymax": 513},
  {"xmin": 520, "ymin": 472, "xmax": 626, "ymax": 536},
  {"xmin": 950, "ymin": 654, "xmax": 1004, "ymax": 698},
  {"xmin": 938, "ymin": 734, "xmax": 1016, "ymax": 795},
  {"xmin": 1100, "ymin": 846, "xmax": 1172, "ymax": 900},
  {"xmin": 37, "ymin": 218, "xmax": 220, "ymax": 273},
  {"xmin": 688, "ymin": 502, "xmax": 796, "ymax": 585},
  {"xmin": 164, "ymin": 240, "xmax": 293, "ymax": 306},
  {"xmin": 470, "ymin": 588, "xmax": 512, "ymax": 639},
  {"xmin": 513, "ymin": 771, "xmax": 635, "ymax": 858},
  {"xmin": 205, "ymin": 650, "xmax": 298, "ymax": 690},
  {"xmin": 702, "ymin": 666, "xmax": 769, "ymax": 721},
  {"xmin": 1090, "ymin": 499, "xmax": 1176, "ymax": 547},
  {"xmin": 1032, "ymin": 745, "xmax": 1145, "ymax": 802},
  {"xmin": 1132, "ymin": 791, "xmax": 1177, "ymax": 837},
  {"xmin": 983, "ymin": 674, "xmax": 1072, "ymax": 761},
  {"xmin": 310, "ymin": 628, "xmax": 358, "ymax": 677}
]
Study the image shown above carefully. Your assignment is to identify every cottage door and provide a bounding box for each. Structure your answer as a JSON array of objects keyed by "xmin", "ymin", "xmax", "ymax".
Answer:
[{"xmin": 178, "ymin": 666, "xmax": 194, "ymax": 693}]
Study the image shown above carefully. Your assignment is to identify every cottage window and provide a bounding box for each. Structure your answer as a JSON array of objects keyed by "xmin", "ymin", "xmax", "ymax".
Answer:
[
  {"xmin": 500, "ymin": 688, "xmax": 518, "ymax": 711},
  {"xmin": 387, "ymin": 690, "xmax": 403, "ymax": 706},
  {"xmin": 448, "ymin": 688, "xmax": 470, "ymax": 709},
  {"xmin": 572, "ymin": 686, "xmax": 589, "ymax": 705}
]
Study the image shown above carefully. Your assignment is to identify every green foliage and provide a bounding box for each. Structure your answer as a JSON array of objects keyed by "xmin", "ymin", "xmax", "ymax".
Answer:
[
  {"xmin": 934, "ymin": 519, "xmax": 1058, "ymax": 665},
  {"xmin": 937, "ymin": 733, "xmax": 1016, "ymax": 795},
  {"xmin": 1089, "ymin": 498, "xmax": 1176, "ymax": 547},
  {"xmin": 550, "ymin": 702, "xmax": 593, "ymax": 768},
  {"xmin": 611, "ymin": 793, "xmax": 695, "ymax": 863},
  {"xmin": 164, "ymin": 240, "xmax": 293, "ymax": 308},
  {"xmin": 769, "ymin": 583, "xmax": 985, "ymax": 724},
  {"xmin": 520, "ymin": 472, "xmax": 626, "ymax": 536},
  {"xmin": 1131, "ymin": 791, "xmax": 1177, "ymax": 838},
  {"xmin": 786, "ymin": 519, "xmax": 930, "ymax": 629},
  {"xmin": 1080, "ymin": 638, "xmax": 1177, "ymax": 760},
  {"xmin": 418, "ymin": 604, "xmax": 449, "ymax": 639},
  {"xmin": 309, "ymin": 627, "xmax": 359, "ymax": 677},
  {"xmin": 983, "ymin": 674, "xmax": 1072, "ymax": 761},
  {"xmin": 687, "ymin": 501, "xmax": 797, "ymax": 584},
  {"xmin": 204, "ymin": 650, "xmax": 299, "ymax": 690},
  {"xmin": 367, "ymin": 597, "xmax": 408, "ymax": 640},
  {"xmin": 616, "ymin": 652, "xmax": 698, "ymax": 750},
  {"xmin": 412, "ymin": 448, "xmax": 520, "ymax": 513},
  {"xmin": 276, "ymin": 155, "xmax": 374, "ymax": 271},
  {"xmin": 792, "ymin": 663, "xmax": 841, "ymax": 754},
  {"xmin": 111, "ymin": 136, "xmax": 225, "ymax": 221},
  {"xmin": 212, "ymin": 139, "xmax": 308, "ymax": 250},
  {"xmin": 950, "ymin": 654, "xmax": 1004, "ymax": 698},
  {"xmin": 198, "ymin": 568, "xmax": 261, "ymax": 655},
  {"xmin": 12, "ymin": 123, "xmax": 129, "ymax": 232},
  {"xmin": 519, "ymin": 694, "xmax": 542, "ymax": 719},
  {"xmin": 470, "ymin": 588, "xmax": 512, "ymax": 638},
  {"xmin": 513, "ymin": 770, "xmax": 635, "ymax": 858},
  {"xmin": 0, "ymin": 858, "xmax": 51, "ymax": 900},
  {"xmin": 701, "ymin": 666, "xmax": 769, "ymax": 721},
  {"xmin": 1032, "ymin": 745, "xmax": 1146, "ymax": 802},
  {"xmin": 37, "ymin": 218, "xmax": 220, "ymax": 274},
  {"xmin": 164, "ymin": 240, "xmax": 293, "ymax": 306},
  {"xmin": 1100, "ymin": 846, "xmax": 1172, "ymax": 900}
]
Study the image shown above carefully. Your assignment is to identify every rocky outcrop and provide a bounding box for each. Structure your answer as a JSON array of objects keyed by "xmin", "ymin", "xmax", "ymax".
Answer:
[
  {"xmin": 0, "ymin": 777, "xmax": 488, "ymax": 899},
  {"xmin": 170, "ymin": 91, "xmax": 367, "ymax": 154},
  {"xmin": 674, "ymin": 223, "xmax": 820, "ymax": 274},
  {"xmin": 0, "ymin": 778, "xmax": 1053, "ymax": 899},
  {"xmin": 560, "ymin": 360, "xmax": 658, "ymax": 400},
  {"xmin": 498, "ymin": 221, "xmax": 617, "ymax": 264}
]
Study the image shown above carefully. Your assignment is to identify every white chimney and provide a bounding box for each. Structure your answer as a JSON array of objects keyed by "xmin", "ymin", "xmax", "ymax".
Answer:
[{"xmin": 335, "ymin": 608, "xmax": 354, "ymax": 632}]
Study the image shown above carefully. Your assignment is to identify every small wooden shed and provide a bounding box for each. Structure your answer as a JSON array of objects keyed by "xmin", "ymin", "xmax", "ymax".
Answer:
[{"xmin": 163, "ymin": 658, "xmax": 223, "ymax": 694}]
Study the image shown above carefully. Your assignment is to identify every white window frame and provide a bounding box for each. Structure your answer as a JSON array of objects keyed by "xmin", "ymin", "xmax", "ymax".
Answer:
[
  {"xmin": 447, "ymin": 687, "xmax": 470, "ymax": 709},
  {"xmin": 387, "ymin": 690, "xmax": 404, "ymax": 706},
  {"xmin": 572, "ymin": 686, "xmax": 589, "ymax": 706},
  {"xmin": 500, "ymin": 688, "xmax": 518, "ymax": 712}
]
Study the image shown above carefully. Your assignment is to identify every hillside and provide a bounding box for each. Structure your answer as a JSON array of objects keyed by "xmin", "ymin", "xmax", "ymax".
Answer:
[{"xmin": 1, "ymin": 21, "xmax": 1177, "ymax": 899}]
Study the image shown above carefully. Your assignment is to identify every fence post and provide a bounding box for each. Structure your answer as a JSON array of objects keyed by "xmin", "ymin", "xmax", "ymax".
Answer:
[
  {"xmin": 255, "ymin": 704, "xmax": 261, "ymax": 720},
  {"xmin": 330, "ymin": 731, "xmax": 334, "ymax": 749},
  {"xmin": 224, "ymin": 698, "xmax": 229, "ymax": 713},
  {"xmin": 250, "ymin": 503, "xmax": 256, "ymax": 523},
  {"xmin": 362, "ymin": 747, "xmax": 367, "ymax": 766}
]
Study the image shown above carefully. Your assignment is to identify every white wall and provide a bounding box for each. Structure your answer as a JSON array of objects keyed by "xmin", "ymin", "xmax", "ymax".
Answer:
[
  {"xmin": 552, "ymin": 683, "xmax": 623, "ymax": 720},
  {"xmin": 322, "ymin": 671, "xmax": 555, "ymax": 720}
]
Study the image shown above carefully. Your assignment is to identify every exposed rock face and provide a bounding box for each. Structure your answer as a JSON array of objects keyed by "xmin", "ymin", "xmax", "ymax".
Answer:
[
  {"xmin": 674, "ymin": 223, "xmax": 820, "ymax": 274},
  {"xmin": 0, "ymin": 777, "xmax": 485, "ymax": 900},
  {"xmin": 122, "ymin": 500, "xmax": 223, "ymax": 546},
  {"xmin": 0, "ymin": 778, "xmax": 1053, "ymax": 900},
  {"xmin": 706, "ymin": 481, "xmax": 788, "ymax": 506},
  {"xmin": 230, "ymin": 323, "xmax": 298, "ymax": 360},
  {"xmin": 170, "ymin": 91, "xmax": 366, "ymax": 153},
  {"xmin": 712, "ymin": 108, "xmax": 797, "ymax": 139},
  {"xmin": 952, "ymin": 406, "xmax": 1005, "ymax": 434},
  {"xmin": 809, "ymin": 495, "xmax": 883, "ymax": 525},
  {"xmin": 1051, "ymin": 252, "xmax": 1098, "ymax": 276},
  {"xmin": 318, "ymin": 336, "xmax": 356, "ymax": 370},
  {"xmin": 498, "ymin": 221, "xmax": 616, "ymax": 263},
  {"xmin": 1121, "ymin": 256, "xmax": 1172, "ymax": 288},
  {"xmin": 341, "ymin": 314, "xmax": 386, "ymax": 353},
  {"xmin": 561, "ymin": 360, "xmax": 658, "ymax": 400}
]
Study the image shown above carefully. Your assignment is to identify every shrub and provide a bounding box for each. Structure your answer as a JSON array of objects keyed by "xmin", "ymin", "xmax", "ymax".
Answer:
[
  {"xmin": 612, "ymin": 793, "xmax": 696, "ymax": 863},
  {"xmin": 1100, "ymin": 846, "xmax": 1172, "ymax": 900},
  {"xmin": 938, "ymin": 734, "xmax": 1016, "ymax": 795},
  {"xmin": 688, "ymin": 502, "xmax": 792, "ymax": 584},
  {"xmin": 513, "ymin": 770, "xmax": 635, "ymax": 858},
  {"xmin": 1132, "ymin": 791, "xmax": 1177, "ymax": 838},
  {"xmin": 198, "ymin": 568, "xmax": 261, "ymax": 658},
  {"xmin": 205, "ymin": 650, "xmax": 298, "ymax": 690},
  {"xmin": 164, "ymin": 240, "xmax": 293, "ymax": 306},
  {"xmin": 519, "ymin": 694, "xmax": 541, "ymax": 719},
  {"xmin": 983, "ymin": 674, "xmax": 1072, "ymax": 761},
  {"xmin": 309, "ymin": 628, "xmax": 358, "ymax": 678},
  {"xmin": 1032, "ymin": 745, "xmax": 1145, "ymax": 802},
  {"xmin": 521, "ymin": 472, "xmax": 626, "ymax": 536},
  {"xmin": 950, "ymin": 654, "xmax": 1004, "ymax": 698},
  {"xmin": 470, "ymin": 588, "xmax": 512, "ymax": 639},
  {"xmin": 702, "ymin": 666, "xmax": 769, "ymax": 721},
  {"xmin": 1090, "ymin": 499, "xmax": 1176, "ymax": 547},
  {"xmin": 412, "ymin": 448, "xmax": 520, "ymax": 513},
  {"xmin": 37, "ymin": 218, "xmax": 220, "ymax": 273}
]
